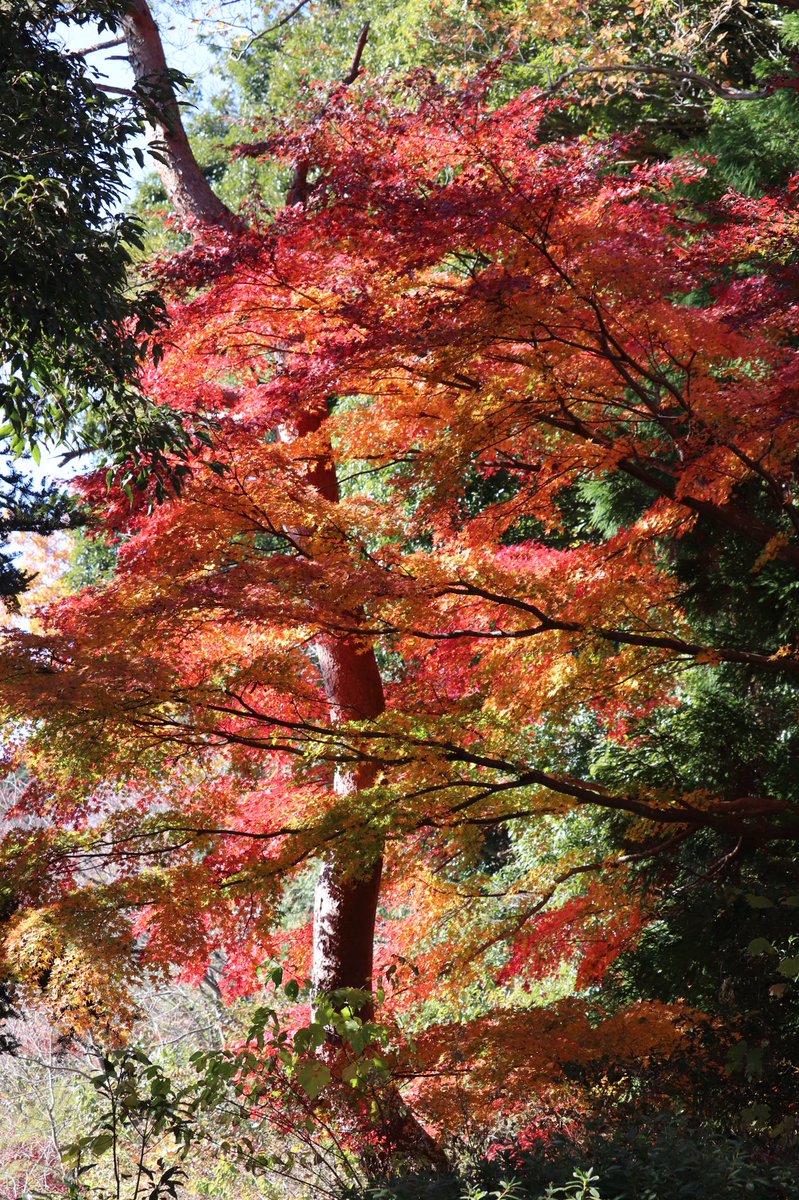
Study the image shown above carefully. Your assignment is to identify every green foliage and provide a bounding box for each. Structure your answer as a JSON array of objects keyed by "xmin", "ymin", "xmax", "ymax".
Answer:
[
  {"xmin": 0, "ymin": 0, "xmax": 166, "ymax": 447},
  {"xmin": 334, "ymin": 1120, "xmax": 797, "ymax": 1200},
  {"xmin": 63, "ymin": 1047, "xmax": 195, "ymax": 1199},
  {"xmin": 0, "ymin": 0, "xmax": 213, "ymax": 543},
  {"xmin": 513, "ymin": 1116, "xmax": 796, "ymax": 1200},
  {"xmin": 350, "ymin": 1123, "xmax": 795, "ymax": 1200},
  {"xmin": 570, "ymin": 467, "xmax": 799, "ymax": 1112},
  {"xmin": 542, "ymin": 1173, "xmax": 602, "ymax": 1200},
  {"xmin": 65, "ymin": 530, "xmax": 118, "ymax": 592},
  {"xmin": 695, "ymin": 89, "xmax": 799, "ymax": 194},
  {"xmin": 60, "ymin": 980, "xmax": 399, "ymax": 1197}
]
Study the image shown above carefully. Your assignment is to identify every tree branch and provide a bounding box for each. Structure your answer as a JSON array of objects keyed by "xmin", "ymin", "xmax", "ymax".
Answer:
[
  {"xmin": 234, "ymin": 0, "xmax": 314, "ymax": 59},
  {"xmin": 342, "ymin": 22, "xmax": 370, "ymax": 87},
  {"xmin": 285, "ymin": 22, "xmax": 370, "ymax": 206},
  {"xmin": 121, "ymin": 0, "xmax": 242, "ymax": 232},
  {"xmin": 68, "ymin": 36, "xmax": 127, "ymax": 58},
  {"xmin": 543, "ymin": 62, "xmax": 772, "ymax": 103}
]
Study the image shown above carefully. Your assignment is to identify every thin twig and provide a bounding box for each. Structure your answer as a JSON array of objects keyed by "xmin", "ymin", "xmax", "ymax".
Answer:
[
  {"xmin": 234, "ymin": 0, "xmax": 313, "ymax": 59},
  {"xmin": 97, "ymin": 84, "xmax": 139, "ymax": 99}
]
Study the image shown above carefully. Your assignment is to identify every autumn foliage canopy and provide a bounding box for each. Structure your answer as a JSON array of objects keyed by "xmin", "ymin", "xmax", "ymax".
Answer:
[{"xmin": 2, "ymin": 63, "xmax": 799, "ymax": 1147}]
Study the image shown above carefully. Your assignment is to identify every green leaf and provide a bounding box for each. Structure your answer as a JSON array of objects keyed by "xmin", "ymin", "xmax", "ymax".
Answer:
[
  {"xmin": 747, "ymin": 937, "xmax": 775, "ymax": 957},
  {"xmin": 340, "ymin": 1061, "xmax": 362, "ymax": 1086},
  {"xmin": 294, "ymin": 1060, "xmax": 331, "ymax": 1101},
  {"xmin": 90, "ymin": 1132, "xmax": 115, "ymax": 1157},
  {"xmin": 744, "ymin": 894, "xmax": 774, "ymax": 909},
  {"xmin": 741, "ymin": 1102, "xmax": 771, "ymax": 1129}
]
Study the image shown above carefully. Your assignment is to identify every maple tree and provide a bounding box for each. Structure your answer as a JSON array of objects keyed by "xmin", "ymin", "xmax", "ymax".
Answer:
[
  {"xmin": 167, "ymin": 0, "xmax": 799, "ymax": 227},
  {"xmin": 2, "ymin": 0, "xmax": 799, "ymax": 1182}
]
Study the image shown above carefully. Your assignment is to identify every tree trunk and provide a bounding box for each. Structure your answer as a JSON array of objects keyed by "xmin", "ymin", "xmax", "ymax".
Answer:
[
  {"xmin": 279, "ymin": 408, "xmax": 387, "ymax": 1004},
  {"xmin": 123, "ymin": 0, "xmax": 385, "ymax": 1017},
  {"xmin": 121, "ymin": 8, "xmax": 443, "ymax": 1167},
  {"xmin": 121, "ymin": 0, "xmax": 242, "ymax": 231}
]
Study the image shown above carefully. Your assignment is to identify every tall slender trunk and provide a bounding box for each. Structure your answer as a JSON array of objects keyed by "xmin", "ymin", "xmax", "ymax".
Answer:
[
  {"xmin": 121, "ymin": 0, "xmax": 385, "ymax": 1013},
  {"xmin": 280, "ymin": 407, "xmax": 387, "ymax": 1002},
  {"xmin": 120, "ymin": 10, "xmax": 445, "ymax": 1167},
  {"xmin": 312, "ymin": 663, "xmax": 385, "ymax": 1002}
]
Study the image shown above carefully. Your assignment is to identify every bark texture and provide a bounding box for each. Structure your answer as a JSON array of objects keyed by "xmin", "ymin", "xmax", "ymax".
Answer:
[
  {"xmin": 280, "ymin": 408, "xmax": 387, "ymax": 1000},
  {"xmin": 122, "ymin": 0, "xmax": 242, "ymax": 231}
]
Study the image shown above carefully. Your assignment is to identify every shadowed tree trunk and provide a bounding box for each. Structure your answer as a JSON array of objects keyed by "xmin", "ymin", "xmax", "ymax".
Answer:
[{"xmin": 278, "ymin": 401, "xmax": 387, "ymax": 1007}]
